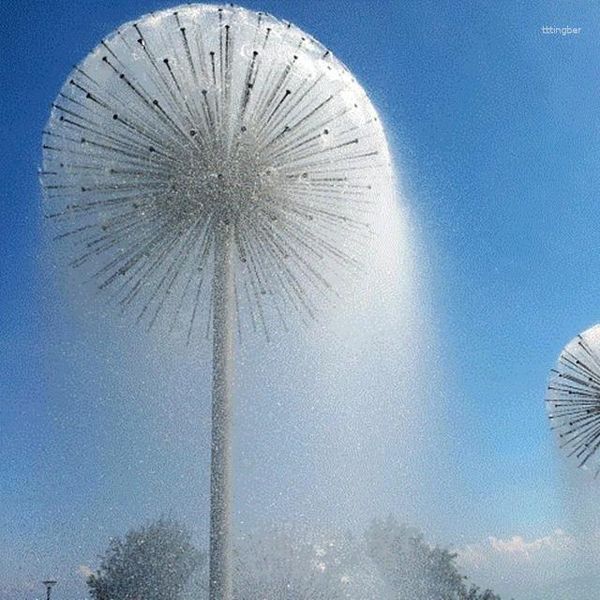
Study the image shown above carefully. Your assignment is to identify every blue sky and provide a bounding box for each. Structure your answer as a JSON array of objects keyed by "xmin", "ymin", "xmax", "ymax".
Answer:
[{"xmin": 2, "ymin": 1, "xmax": 600, "ymax": 598}]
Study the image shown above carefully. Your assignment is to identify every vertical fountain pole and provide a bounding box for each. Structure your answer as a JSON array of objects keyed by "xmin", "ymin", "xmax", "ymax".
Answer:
[{"xmin": 209, "ymin": 220, "xmax": 235, "ymax": 600}]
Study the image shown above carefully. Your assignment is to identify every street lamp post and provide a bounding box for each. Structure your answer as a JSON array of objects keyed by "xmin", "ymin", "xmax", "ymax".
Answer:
[{"xmin": 41, "ymin": 580, "xmax": 56, "ymax": 600}]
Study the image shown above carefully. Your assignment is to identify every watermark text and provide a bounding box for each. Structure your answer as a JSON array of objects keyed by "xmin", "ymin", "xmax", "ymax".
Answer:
[{"xmin": 540, "ymin": 25, "xmax": 581, "ymax": 36}]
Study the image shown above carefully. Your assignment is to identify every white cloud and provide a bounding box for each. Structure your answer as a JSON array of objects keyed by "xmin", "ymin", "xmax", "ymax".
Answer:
[
  {"xmin": 458, "ymin": 528, "xmax": 575, "ymax": 566},
  {"xmin": 490, "ymin": 529, "xmax": 571, "ymax": 557},
  {"xmin": 456, "ymin": 529, "xmax": 580, "ymax": 599}
]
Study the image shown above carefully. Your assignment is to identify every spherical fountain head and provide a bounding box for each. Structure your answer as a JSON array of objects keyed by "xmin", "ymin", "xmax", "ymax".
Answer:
[
  {"xmin": 546, "ymin": 323, "xmax": 600, "ymax": 478},
  {"xmin": 40, "ymin": 4, "xmax": 394, "ymax": 339}
]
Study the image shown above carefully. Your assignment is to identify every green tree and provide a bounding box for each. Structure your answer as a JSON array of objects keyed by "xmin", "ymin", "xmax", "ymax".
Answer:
[
  {"xmin": 231, "ymin": 520, "xmax": 502, "ymax": 600},
  {"xmin": 365, "ymin": 516, "xmax": 501, "ymax": 600},
  {"xmin": 87, "ymin": 517, "xmax": 203, "ymax": 600},
  {"xmin": 461, "ymin": 587, "xmax": 502, "ymax": 600},
  {"xmin": 233, "ymin": 525, "xmax": 382, "ymax": 600}
]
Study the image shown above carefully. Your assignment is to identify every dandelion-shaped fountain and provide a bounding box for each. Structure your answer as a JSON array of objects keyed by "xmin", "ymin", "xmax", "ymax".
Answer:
[
  {"xmin": 40, "ymin": 5, "xmax": 394, "ymax": 598},
  {"xmin": 547, "ymin": 324, "xmax": 600, "ymax": 478}
]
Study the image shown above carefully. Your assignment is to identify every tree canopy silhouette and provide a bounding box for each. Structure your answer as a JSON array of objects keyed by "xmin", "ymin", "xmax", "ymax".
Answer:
[{"xmin": 87, "ymin": 517, "xmax": 203, "ymax": 600}]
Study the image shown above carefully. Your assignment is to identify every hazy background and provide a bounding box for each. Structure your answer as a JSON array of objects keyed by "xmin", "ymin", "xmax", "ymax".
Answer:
[{"xmin": 3, "ymin": 1, "xmax": 600, "ymax": 599}]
